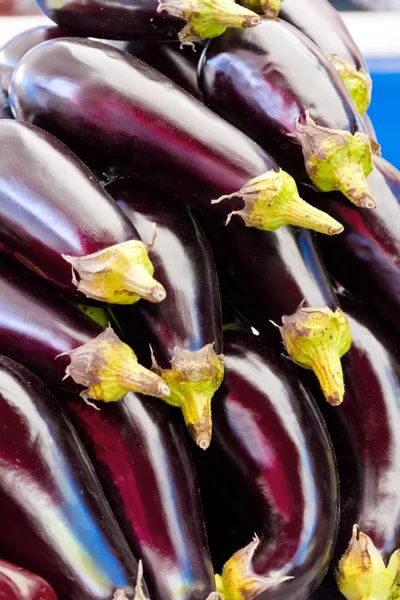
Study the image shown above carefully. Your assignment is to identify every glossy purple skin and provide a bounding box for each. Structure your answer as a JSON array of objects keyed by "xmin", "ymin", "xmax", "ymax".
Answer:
[
  {"xmin": 192, "ymin": 328, "xmax": 339, "ymax": 600},
  {"xmin": 0, "ymin": 120, "xmax": 137, "ymax": 300},
  {"xmin": 0, "ymin": 560, "xmax": 57, "ymax": 600},
  {"xmin": 9, "ymin": 38, "xmax": 277, "ymax": 214},
  {"xmin": 0, "ymin": 357, "xmax": 141, "ymax": 600},
  {"xmin": 126, "ymin": 41, "xmax": 202, "ymax": 100},
  {"xmin": 198, "ymin": 214, "xmax": 337, "ymax": 343},
  {"xmin": 0, "ymin": 25, "xmax": 67, "ymax": 96},
  {"xmin": 36, "ymin": 0, "xmax": 184, "ymax": 41},
  {"xmin": 0, "ymin": 253, "xmax": 101, "ymax": 392},
  {"xmin": 280, "ymin": 0, "xmax": 368, "ymax": 73},
  {"xmin": 302, "ymin": 157, "xmax": 400, "ymax": 335},
  {"xmin": 62, "ymin": 390, "xmax": 215, "ymax": 600},
  {"xmin": 106, "ymin": 179, "xmax": 222, "ymax": 367},
  {"xmin": 199, "ymin": 19, "xmax": 360, "ymax": 179}
]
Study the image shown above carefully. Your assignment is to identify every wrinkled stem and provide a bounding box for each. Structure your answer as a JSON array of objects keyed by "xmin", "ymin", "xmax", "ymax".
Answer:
[
  {"xmin": 285, "ymin": 195, "xmax": 343, "ymax": 235},
  {"xmin": 335, "ymin": 161, "xmax": 376, "ymax": 208},
  {"xmin": 330, "ymin": 54, "xmax": 372, "ymax": 115},
  {"xmin": 240, "ymin": 0, "xmax": 281, "ymax": 16},
  {"xmin": 311, "ymin": 344, "xmax": 345, "ymax": 406}
]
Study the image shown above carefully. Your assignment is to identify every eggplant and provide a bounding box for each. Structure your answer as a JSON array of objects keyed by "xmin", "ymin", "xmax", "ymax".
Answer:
[
  {"xmin": 278, "ymin": 0, "xmax": 371, "ymax": 115},
  {"xmin": 106, "ymin": 179, "xmax": 223, "ymax": 449},
  {"xmin": 0, "ymin": 560, "xmax": 57, "ymax": 600},
  {"xmin": 0, "ymin": 92, "xmax": 11, "ymax": 119},
  {"xmin": 191, "ymin": 328, "xmax": 339, "ymax": 600},
  {"xmin": 61, "ymin": 389, "xmax": 215, "ymax": 600},
  {"xmin": 0, "ymin": 356, "xmax": 144, "ymax": 600},
  {"xmin": 199, "ymin": 19, "xmax": 379, "ymax": 208},
  {"xmin": 302, "ymin": 156, "xmax": 400, "ymax": 337},
  {"xmin": 126, "ymin": 41, "xmax": 202, "ymax": 100},
  {"xmin": 0, "ymin": 253, "xmax": 169, "ymax": 403},
  {"xmin": 0, "ymin": 120, "xmax": 165, "ymax": 305},
  {"xmin": 0, "ymin": 25, "xmax": 66, "ymax": 96},
  {"xmin": 9, "ymin": 37, "xmax": 343, "ymax": 237},
  {"xmin": 36, "ymin": 0, "xmax": 261, "ymax": 44}
]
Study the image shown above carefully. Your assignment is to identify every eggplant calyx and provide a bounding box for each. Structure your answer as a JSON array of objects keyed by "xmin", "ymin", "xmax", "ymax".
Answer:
[
  {"xmin": 274, "ymin": 304, "xmax": 352, "ymax": 405},
  {"xmin": 239, "ymin": 0, "xmax": 281, "ymax": 17},
  {"xmin": 329, "ymin": 54, "xmax": 372, "ymax": 116},
  {"xmin": 61, "ymin": 326, "xmax": 170, "ymax": 403},
  {"xmin": 216, "ymin": 535, "xmax": 292, "ymax": 600},
  {"xmin": 62, "ymin": 240, "xmax": 166, "ymax": 305},
  {"xmin": 336, "ymin": 525, "xmax": 400, "ymax": 600},
  {"xmin": 212, "ymin": 169, "xmax": 344, "ymax": 235},
  {"xmin": 293, "ymin": 112, "xmax": 380, "ymax": 208},
  {"xmin": 151, "ymin": 344, "xmax": 225, "ymax": 450},
  {"xmin": 157, "ymin": 0, "xmax": 261, "ymax": 44}
]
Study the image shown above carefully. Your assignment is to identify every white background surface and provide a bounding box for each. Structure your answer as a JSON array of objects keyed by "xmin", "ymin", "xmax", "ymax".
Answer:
[{"xmin": 0, "ymin": 12, "xmax": 399, "ymax": 58}]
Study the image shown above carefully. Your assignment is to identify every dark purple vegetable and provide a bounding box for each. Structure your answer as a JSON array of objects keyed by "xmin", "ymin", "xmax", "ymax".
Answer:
[
  {"xmin": 0, "ymin": 25, "xmax": 66, "ymax": 96},
  {"xmin": 0, "ymin": 356, "xmax": 144, "ymax": 600},
  {"xmin": 36, "ymin": 0, "xmax": 261, "ymax": 44},
  {"xmin": 192, "ymin": 328, "xmax": 339, "ymax": 600},
  {"xmin": 9, "ymin": 37, "xmax": 343, "ymax": 236},
  {"xmin": 0, "ymin": 560, "xmax": 57, "ymax": 600},
  {"xmin": 62, "ymin": 389, "xmax": 215, "ymax": 600},
  {"xmin": 106, "ymin": 179, "xmax": 224, "ymax": 449},
  {"xmin": 278, "ymin": 0, "xmax": 371, "ymax": 114},
  {"xmin": 0, "ymin": 92, "xmax": 11, "ymax": 119},
  {"xmin": 199, "ymin": 19, "xmax": 379, "ymax": 208},
  {"xmin": 0, "ymin": 253, "xmax": 168, "ymax": 402},
  {"xmin": 302, "ymin": 156, "xmax": 400, "ymax": 336},
  {"xmin": 0, "ymin": 120, "xmax": 165, "ymax": 305}
]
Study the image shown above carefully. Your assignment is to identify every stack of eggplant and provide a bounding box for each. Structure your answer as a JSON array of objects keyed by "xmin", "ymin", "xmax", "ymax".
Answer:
[{"xmin": 0, "ymin": 0, "xmax": 398, "ymax": 599}]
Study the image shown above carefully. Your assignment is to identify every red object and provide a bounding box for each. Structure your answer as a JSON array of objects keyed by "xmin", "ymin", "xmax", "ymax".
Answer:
[
  {"xmin": 0, "ymin": 560, "xmax": 57, "ymax": 600},
  {"xmin": 0, "ymin": 0, "xmax": 39, "ymax": 15}
]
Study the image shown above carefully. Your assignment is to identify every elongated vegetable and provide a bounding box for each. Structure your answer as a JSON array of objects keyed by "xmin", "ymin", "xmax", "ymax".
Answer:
[
  {"xmin": 0, "ymin": 560, "xmax": 57, "ymax": 600},
  {"xmin": 107, "ymin": 179, "xmax": 223, "ymax": 449},
  {"xmin": 10, "ymin": 38, "xmax": 342, "ymax": 236},
  {"xmin": 62, "ymin": 389, "xmax": 215, "ymax": 600},
  {"xmin": 302, "ymin": 157, "xmax": 400, "ymax": 336},
  {"xmin": 0, "ymin": 25, "xmax": 65, "ymax": 96},
  {"xmin": 0, "ymin": 92, "xmax": 11, "ymax": 118},
  {"xmin": 36, "ymin": 0, "xmax": 261, "ymax": 44},
  {"xmin": 198, "ymin": 213, "xmax": 351, "ymax": 403},
  {"xmin": 0, "ymin": 120, "xmax": 165, "ymax": 306},
  {"xmin": 192, "ymin": 328, "xmax": 339, "ymax": 600},
  {"xmin": 199, "ymin": 19, "xmax": 379, "ymax": 207},
  {"xmin": 0, "ymin": 254, "xmax": 168, "ymax": 402},
  {"xmin": 0, "ymin": 356, "xmax": 144, "ymax": 600}
]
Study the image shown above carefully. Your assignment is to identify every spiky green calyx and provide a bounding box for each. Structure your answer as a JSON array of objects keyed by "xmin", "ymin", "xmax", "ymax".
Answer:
[
  {"xmin": 336, "ymin": 526, "xmax": 400, "ymax": 600},
  {"xmin": 63, "ymin": 240, "xmax": 166, "ymax": 305},
  {"xmin": 212, "ymin": 169, "xmax": 344, "ymax": 235},
  {"xmin": 294, "ymin": 112, "xmax": 381, "ymax": 208},
  {"xmin": 330, "ymin": 54, "xmax": 372, "ymax": 116},
  {"xmin": 157, "ymin": 0, "xmax": 261, "ymax": 43},
  {"xmin": 215, "ymin": 535, "xmax": 292, "ymax": 600},
  {"xmin": 74, "ymin": 303, "xmax": 111, "ymax": 328},
  {"xmin": 240, "ymin": 0, "xmax": 281, "ymax": 16},
  {"xmin": 275, "ymin": 305, "xmax": 352, "ymax": 405},
  {"xmin": 61, "ymin": 326, "xmax": 170, "ymax": 404},
  {"xmin": 151, "ymin": 344, "xmax": 225, "ymax": 449}
]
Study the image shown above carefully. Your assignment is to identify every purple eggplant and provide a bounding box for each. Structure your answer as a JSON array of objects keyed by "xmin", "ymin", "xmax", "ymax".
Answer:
[
  {"xmin": 0, "ymin": 120, "xmax": 165, "ymax": 305},
  {"xmin": 0, "ymin": 253, "xmax": 168, "ymax": 403},
  {"xmin": 36, "ymin": 0, "xmax": 261, "ymax": 44},
  {"xmin": 61, "ymin": 389, "xmax": 215, "ymax": 600},
  {"xmin": 199, "ymin": 19, "xmax": 379, "ymax": 208},
  {"xmin": 192, "ymin": 327, "xmax": 339, "ymax": 600},
  {"xmin": 302, "ymin": 156, "xmax": 400, "ymax": 336},
  {"xmin": 0, "ymin": 356, "xmax": 145, "ymax": 600},
  {"xmin": 0, "ymin": 92, "xmax": 11, "ymax": 119},
  {"xmin": 0, "ymin": 560, "xmax": 57, "ymax": 600},
  {"xmin": 106, "ymin": 179, "xmax": 223, "ymax": 449},
  {"xmin": 9, "ymin": 37, "xmax": 343, "ymax": 237},
  {"xmin": 0, "ymin": 25, "xmax": 67, "ymax": 96}
]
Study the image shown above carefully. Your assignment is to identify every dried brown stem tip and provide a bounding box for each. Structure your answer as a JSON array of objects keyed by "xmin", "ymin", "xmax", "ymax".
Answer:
[
  {"xmin": 240, "ymin": 0, "xmax": 281, "ymax": 17},
  {"xmin": 215, "ymin": 535, "xmax": 292, "ymax": 600},
  {"xmin": 329, "ymin": 54, "xmax": 372, "ymax": 116},
  {"xmin": 275, "ymin": 305, "xmax": 352, "ymax": 406},
  {"xmin": 212, "ymin": 169, "xmax": 344, "ymax": 235},
  {"xmin": 336, "ymin": 525, "xmax": 400, "ymax": 600},
  {"xmin": 63, "ymin": 240, "xmax": 166, "ymax": 305},
  {"xmin": 113, "ymin": 561, "xmax": 150, "ymax": 600},
  {"xmin": 151, "ymin": 344, "xmax": 225, "ymax": 450},
  {"xmin": 61, "ymin": 326, "xmax": 170, "ymax": 403},
  {"xmin": 293, "ymin": 112, "xmax": 380, "ymax": 208},
  {"xmin": 157, "ymin": 0, "xmax": 261, "ymax": 44}
]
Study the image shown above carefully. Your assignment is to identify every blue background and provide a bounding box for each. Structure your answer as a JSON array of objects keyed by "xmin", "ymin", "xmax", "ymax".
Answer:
[{"xmin": 368, "ymin": 58, "xmax": 400, "ymax": 169}]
